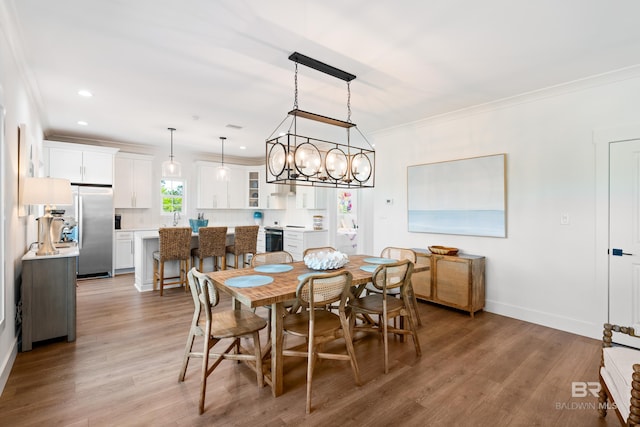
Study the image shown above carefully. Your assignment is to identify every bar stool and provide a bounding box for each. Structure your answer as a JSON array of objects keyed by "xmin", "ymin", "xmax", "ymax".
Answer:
[
  {"xmin": 191, "ymin": 226, "xmax": 227, "ymax": 272},
  {"xmin": 225, "ymin": 225, "xmax": 258, "ymax": 269},
  {"xmin": 153, "ymin": 227, "xmax": 192, "ymax": 296}
]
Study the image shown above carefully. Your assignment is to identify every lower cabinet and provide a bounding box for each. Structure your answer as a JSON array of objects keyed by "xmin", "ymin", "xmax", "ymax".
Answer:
[
  {"xmin": 284, "ymin": 229, "xmax": 329, "ymax": 261},
  {"xmin": 413, "ymin": 249, "xmax": 485, "ymax": 317},
  {"xmin": 21, "ymin": 251, "xmax": 77, "ymax": 351},
  {"xmin": 115, "ymin": 231, "xmax": 134, "ymax": 271}
]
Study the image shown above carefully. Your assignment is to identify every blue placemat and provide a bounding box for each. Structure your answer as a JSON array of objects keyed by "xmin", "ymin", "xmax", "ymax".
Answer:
[
  {"xmin": 225, "ymin": 275, "xmax": 274, "ymax": 288},
  {"xmin": 363, "ymin": 257, "xmax": 398, "ymax": 264},
  {"xmin": 360, "ymin": 265, "xmax": 378, "ymax": 273},
  {"xmin": 297, "ymin": 272, "xmax": 315, "ymax": 281},
  {"xmin": 254, "ymin": 264, "xmax": 294, "ymax": 273}
]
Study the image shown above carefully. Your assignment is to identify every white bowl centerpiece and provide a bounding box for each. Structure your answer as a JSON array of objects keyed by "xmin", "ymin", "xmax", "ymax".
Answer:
[{"xmin": 303, "ymin": 251, "xmax": 349, "ymax": 270}]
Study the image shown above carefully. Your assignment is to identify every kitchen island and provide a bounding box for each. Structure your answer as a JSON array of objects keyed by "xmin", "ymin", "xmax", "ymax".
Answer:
[{"xmin": 133, "ymin": 228, "xmax": 235, "ymax": 292}]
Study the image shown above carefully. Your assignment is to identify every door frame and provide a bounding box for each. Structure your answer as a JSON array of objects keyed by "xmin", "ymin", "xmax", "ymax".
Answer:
[{"xmin": 594, "ymin": 124, "xmax": 640, "ymax": 334}]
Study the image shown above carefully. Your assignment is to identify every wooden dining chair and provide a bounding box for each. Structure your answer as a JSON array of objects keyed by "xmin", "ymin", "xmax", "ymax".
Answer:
[
  {"xmin": 191, "ymin": 226, "xmax": 227, "ymax": 272},
  {"xmin": 282, "ymin": 270, "xmax": 361, "ymax": 414},
  {"xmin": 366, "ymin": 247, "xmax": 422, "ymax": 326},
  {"xmin": 349, "ymin": 259, "xmax": 420, "ymax": 374},
  {"xmin": 251, "ymin": 250, "xmax": 297, "ymax": 334},
  {"xmin": 251, "ymin": 250, "xmax": 294, "ymax": 266},
  {"xmin": 302, "ymin": 246, "xmax": 336, "ymax": 257},
  {"xmin": 179, "ymin": 268, "xmax": 267, "ymax": 415},
  {"xmin": 152, "ymin": 227, "xmax": 192, "ymax": 296},
  {"xmin": 225, "ymin": 225, "xmax": 259, "ymax": 269}
]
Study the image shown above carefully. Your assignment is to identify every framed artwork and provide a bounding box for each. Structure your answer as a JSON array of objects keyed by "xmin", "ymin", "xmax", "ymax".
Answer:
[
  {"xmin": 0, "ymin": 104, "xmax": 5, "ymax": 328},
  {"xmin": 18, "ymin": 123, "xmax": 34, "ymax": 217},
  {"xmin": 407, "ymin": 153, "xmax": 507, "ymax": 238}
]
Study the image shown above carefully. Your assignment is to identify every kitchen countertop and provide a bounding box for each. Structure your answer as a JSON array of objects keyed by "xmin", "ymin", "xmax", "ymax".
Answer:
[{"xmin": 22, "ymin": 245, "xmax": 80, "ymax": 261}]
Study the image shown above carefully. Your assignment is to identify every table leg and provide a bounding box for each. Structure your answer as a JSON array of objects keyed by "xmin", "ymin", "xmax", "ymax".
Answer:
[{"xmin": 270, "ymin": 302, "xmax": 284, "ymax": 397}]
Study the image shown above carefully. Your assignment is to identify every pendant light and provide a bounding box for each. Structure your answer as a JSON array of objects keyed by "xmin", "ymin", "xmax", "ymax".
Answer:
[
  {"xmin": 162, "ymin": 127, "xmax": 181, "ymax": 177},
  {"xmin": 217, "ymin": 136, "xmax": 230, "ymax": 181},
  {"xmin": 265, "ymin": 52, "xmax": 375, "ymax": 189}
]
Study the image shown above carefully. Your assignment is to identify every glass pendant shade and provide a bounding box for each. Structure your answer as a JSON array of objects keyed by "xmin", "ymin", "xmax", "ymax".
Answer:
[
  {"xmin": 162, "ymin": 160, "xmax": 182, "ymax": 177},
  {"xmin": 162, "ymin": 127, "xmax": 181, "ymax": 177},
  {"xmin": 217, "ymin": 136, "xmax": 230, "ymax": 181}
]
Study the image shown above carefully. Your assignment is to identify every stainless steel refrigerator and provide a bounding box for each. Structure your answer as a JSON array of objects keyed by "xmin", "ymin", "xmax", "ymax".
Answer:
[{"xmin": 58, "ymin": 185, "xmax": 113, "ymax": 277}]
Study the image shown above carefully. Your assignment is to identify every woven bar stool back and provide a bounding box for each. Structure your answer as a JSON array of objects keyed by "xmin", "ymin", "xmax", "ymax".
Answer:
[
  {"xmin": 191, "ymin": 226, "xmax": 227, "ymax": 272},
  {"xmin": 225, "ymin": 225, "xmax": 259, "ymax": 269},
  {"xmin": 153, "ymin": 227, "xmax": 192, "ymax": 296}
]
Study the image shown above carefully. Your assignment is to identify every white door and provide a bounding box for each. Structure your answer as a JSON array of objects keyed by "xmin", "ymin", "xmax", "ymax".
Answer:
[{"xmin": 609, "ymin": 139, "xmax": 640, "ymax": 347}]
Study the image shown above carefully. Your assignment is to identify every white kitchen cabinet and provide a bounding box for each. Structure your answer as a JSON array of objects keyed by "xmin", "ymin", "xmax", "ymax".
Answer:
[
  {"xmin": 196, "ymin": 162, "xmax": 227, "ymax": 209},
  {"xmin": 196, "ymin": 162, "xmax": 247, "ymax": 209},
  {"xmin": 295, "ymin": 186, "xmax": 327, "ymax": 209},
  {"xmin": 45, "ymin": 141, "xmax": 117, "ymax": 185},
  {"xmin": 114, "ymin": 153, "xmax": 153, "ymax": 208},
  {"xmin": 115, "ymin": 231, "xmax": 134, "ymax": 271},
  {"xmin": 257, "ymin": 228, "xmax": 266, "ymax": 253},
  {"xmin": 284, "ymin": 229, "xmax": 329, "ymax": 261}
]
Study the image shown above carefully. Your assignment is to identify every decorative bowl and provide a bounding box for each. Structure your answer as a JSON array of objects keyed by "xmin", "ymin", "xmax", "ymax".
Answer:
[
  {"xmin": 428, "ymin": 245, "xmax": 459, "ymax": 255},
  {"xmin": 304, "ymin": 251, "xmax": 349, "ymax": 270}
]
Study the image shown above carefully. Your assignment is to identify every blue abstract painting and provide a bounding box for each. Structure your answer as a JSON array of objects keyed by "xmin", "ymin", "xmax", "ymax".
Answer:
[{"xmin": 407, "ymin": 154, "xmax": 506, "ymax": 237}]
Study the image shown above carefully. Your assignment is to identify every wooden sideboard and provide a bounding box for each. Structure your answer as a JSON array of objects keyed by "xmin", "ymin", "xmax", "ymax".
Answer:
[
  {"xmin": 21, "ymin": 247, "xmax": 79, "ymax": 351},
  {"xmin": 412, "ymin": 248, "xmax": 485, "ymax": 317}
]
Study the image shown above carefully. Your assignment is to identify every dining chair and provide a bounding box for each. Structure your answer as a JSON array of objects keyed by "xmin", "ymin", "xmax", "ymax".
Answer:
[
  {"xmin": 349, "ymin": 259, "xmax": 420, "ymax": 374},
  {"xmin": 251, "ymin": 250, "xmax": 294, "ymax": 266},
  {"xmin": 179, "ymin": 268, "xmax": 267, "ymax": 415},
  {"xmin": 152, "ymin": 227, "xmax": 192, "ymax": 296},
  {"xmin": 366, "ymin": 247, "xmax": 422, "ymax": 326},
  {"xmin": 191, "ymin": 226, "xmax": 227, "ymax": 272},
  {"xmin": 251, "ymin": 251, "xmax": 297, "ymax": 335},
  {"xmin": 225, "ymin": 225, "xmax": 259, "ymax": 269},
  {"xmin": 302, "ymin": 246, "xmax": 336, "ymax": 257},
  {"xmin": 282, "ymin": 270, "xmax": 361, "ymax": 414}
]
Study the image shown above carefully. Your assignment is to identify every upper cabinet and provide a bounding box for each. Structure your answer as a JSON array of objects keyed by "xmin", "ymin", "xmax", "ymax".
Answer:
[
  {"xmin": 44, "ymin": 140, "xmax": 118, "ymax": 185},
  {"xmin": 196, "ymin": 163, "xmax": 285, "ymax": 209},
  {"xmin": 114, "ymin": 153, "xmax": 153, "ymax": 209},
  {"xmin": 295, "ymin": 186, "xmax": 327, "ymax": 209},
  {"xmin": 196, "ymin": 162, "xmax": 245, "ymax": 209}
]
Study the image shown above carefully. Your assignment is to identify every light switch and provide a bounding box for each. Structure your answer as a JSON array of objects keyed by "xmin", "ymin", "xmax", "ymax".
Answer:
[
  {"xmin": 560, "ymin": 212, "xmax": 570, "ymax": 225},
  {"xmin": 385, "ymin": 198, "xmax": 393, "ymax": 205}
]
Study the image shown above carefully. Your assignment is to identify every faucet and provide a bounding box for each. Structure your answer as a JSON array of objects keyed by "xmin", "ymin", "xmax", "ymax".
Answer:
[{"xmin": 172, "ymin": 211, "xmax": 181, "ymax": 226}]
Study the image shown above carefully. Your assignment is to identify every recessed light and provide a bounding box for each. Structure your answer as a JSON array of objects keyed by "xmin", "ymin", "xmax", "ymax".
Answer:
[
  {"xmin": 239, "ymin": 146, "xmax": 246, "ymax": 150},
  {"xmin": 78, "ymin": 90, "xmax": 93, "ymax": 97},
  {"xmin": 77, "ymin": 120, "xmax": 88, "ymax": 126}
]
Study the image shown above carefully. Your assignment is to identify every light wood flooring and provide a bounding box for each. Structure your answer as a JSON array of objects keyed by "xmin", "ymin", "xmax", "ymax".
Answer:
[{"xmin": 0, "ymin": 274, "xmax": 615, "ymax": 426}]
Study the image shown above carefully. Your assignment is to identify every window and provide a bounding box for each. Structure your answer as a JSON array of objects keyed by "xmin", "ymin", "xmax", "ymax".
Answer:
[{"xmin": 161, "ymin": 179, "xmax": 185, "ymax": 214}]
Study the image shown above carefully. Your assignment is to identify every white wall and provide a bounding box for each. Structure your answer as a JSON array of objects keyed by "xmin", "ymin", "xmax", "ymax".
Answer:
[
  {"xmin": 0, "ymin": 1, "xmax": 46, "ymax": 394},
  {"xmin": 370, "ymin": 68, "xmax": 640, "ymax": 339}
]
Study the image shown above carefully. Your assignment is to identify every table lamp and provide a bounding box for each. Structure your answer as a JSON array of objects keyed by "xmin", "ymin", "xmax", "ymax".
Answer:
[{"xmin": 23, "ymin": 177, "xmax": 72, "ymax": 255}]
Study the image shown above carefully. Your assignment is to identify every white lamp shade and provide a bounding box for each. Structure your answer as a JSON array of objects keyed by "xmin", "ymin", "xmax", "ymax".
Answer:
[{"xmin": 22, "ymin": 177, "xmax": 72, "ymax": 205}]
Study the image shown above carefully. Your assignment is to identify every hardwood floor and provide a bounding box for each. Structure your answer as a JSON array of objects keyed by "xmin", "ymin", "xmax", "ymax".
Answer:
[{"xmin": 0, "ymin": 274, "xmax": 614, "ymax": 426}]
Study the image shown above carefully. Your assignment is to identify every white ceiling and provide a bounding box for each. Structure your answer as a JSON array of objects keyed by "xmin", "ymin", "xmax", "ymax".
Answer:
[{"xmin": 8, "ymin": 0, "xmax": 640, "ymax": 159}]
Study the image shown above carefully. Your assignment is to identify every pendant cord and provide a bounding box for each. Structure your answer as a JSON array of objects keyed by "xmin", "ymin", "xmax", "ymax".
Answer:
[{"xmin": 293, "ymin": 62, "xmax": 299, "ymax": 110}]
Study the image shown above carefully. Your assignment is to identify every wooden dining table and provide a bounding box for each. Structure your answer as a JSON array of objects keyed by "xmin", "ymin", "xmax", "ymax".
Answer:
[{"xmin": 206, "ymin": 254, "xmax": 428, "ymax": 397}]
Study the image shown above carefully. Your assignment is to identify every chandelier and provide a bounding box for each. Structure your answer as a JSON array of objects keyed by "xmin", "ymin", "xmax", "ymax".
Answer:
[{"xmin": 266, "ymin": 52, "xmax": 375, "ymax": 189}]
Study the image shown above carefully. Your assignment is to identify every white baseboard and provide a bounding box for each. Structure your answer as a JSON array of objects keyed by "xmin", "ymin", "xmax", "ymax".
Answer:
[
  {"xmin": 485, "ymin": 300, "xmax": 604, "ymax": 340},
  {"xmin": 0, "ymin": 337, "xmax": 18, "ymax": 396}
]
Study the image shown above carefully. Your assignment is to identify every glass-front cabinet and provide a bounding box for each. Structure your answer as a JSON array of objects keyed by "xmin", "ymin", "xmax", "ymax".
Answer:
[{"xmin": 248, "ymin": 171, "xmax": 260, "ymax": 207}]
